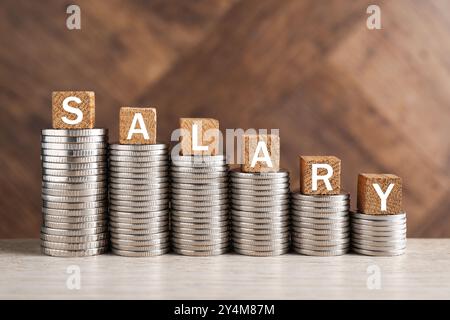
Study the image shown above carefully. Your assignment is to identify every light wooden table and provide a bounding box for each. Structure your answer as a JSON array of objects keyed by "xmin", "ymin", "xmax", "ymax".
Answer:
[{"xmin": 0, "ymin": 239, "xmax": 448, "ymax": 299}]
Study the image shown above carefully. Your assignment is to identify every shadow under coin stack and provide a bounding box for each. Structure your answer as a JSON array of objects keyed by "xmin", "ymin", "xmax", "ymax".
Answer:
[
  {"xmin": 291, "ymin": 193, "xmax": 350, "ymax": 256},
  {"xmin": 108, "ymin": 144, "xmax": 170, "ymax": 257},
  {"xmin": 170, "ymin": 155, "xmax": 230, "ymax": 256},
  {"xmin": 40, "ymin": 129, "xmax": 109, "ymax": 257},
  {"xmin": 231, "ymin": 170, "xmax": 291, "ymax": 256}
]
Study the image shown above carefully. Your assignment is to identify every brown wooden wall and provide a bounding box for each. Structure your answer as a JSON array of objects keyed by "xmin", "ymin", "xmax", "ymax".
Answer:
[{"xmin": 1, "ymin": 0, "xmax": 449, "ymax": 238}]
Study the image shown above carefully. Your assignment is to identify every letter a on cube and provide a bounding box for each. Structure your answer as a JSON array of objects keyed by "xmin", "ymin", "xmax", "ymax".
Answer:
[
  {"xmin": 300, "ymin": 156, "xmax": 341, "ymax": 195},
  {"xmin": 52, "ymin": 91, "xmax": 95, "ymax": 129},
  {"xmin": 357, "ymin": 173, "xmax": 402, "ymax": 214},
  {"xmin": 120, "ymin": 107, "xmax": 157, "ymax": 144},
  {"xmin": 242, "ymin": 134, "xmax": 280, "ymax": 173}
]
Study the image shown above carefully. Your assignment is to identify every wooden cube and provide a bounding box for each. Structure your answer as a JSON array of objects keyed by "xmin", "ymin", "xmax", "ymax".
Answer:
[
  {"xmin": 179, "ymin": 118, "xmax": 220, "ymax": 156},
  {"xmin": 52, "ymin": 91, "xmax": 95, "ymax": 129},
  {"xmin": 119, "ymin": 107, "xmax": 157, "ymax": 144},
  {"xmin": 357, "ymin": 173, "xmax": 402, "ymax": 214},
  {"xmin": 242, "ymin": 134, "xmax": 280, "ymax": 173},
  {"xmin": 300, "ymin": 156, "xmax": 341, "ymax": 195}
]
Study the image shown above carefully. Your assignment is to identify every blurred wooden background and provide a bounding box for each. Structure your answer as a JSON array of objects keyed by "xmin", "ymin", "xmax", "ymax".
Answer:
[{"xmin": 0, "ymin": 0, "xmax": 449, "ymax": 238}]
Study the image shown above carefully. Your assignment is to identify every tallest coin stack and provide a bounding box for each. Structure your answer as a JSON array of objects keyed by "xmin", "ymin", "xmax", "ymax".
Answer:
[{"xmin": 40, "ymin": 129, "xmax": 109, "ymax": 257}]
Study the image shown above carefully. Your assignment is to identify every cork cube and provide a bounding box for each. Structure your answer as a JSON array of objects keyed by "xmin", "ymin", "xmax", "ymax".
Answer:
[
  {"xmin": 242, "ymin": 134, "xmax": 280, "ymax": 173},
  {"xmin": 52, "ymin": 91, "xmax": 95, "ymax": 129},
  {"xmin": 179, "ymin": 118, "xmax": 220, "ymax": 156},
  {"xmin": 119, "ymin": 107, "xmax": 157, "ymax": 144},
  {"xmin": 357, "ymin": 173, "xmax": 402, "ymax": 215},
  {"xmin": 300, "ymin": 156, "xmax": 341, "ymax": 195}
]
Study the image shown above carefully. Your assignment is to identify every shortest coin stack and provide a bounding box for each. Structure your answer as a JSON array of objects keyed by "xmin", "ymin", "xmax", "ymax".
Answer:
[
  {"xmin": 291, "ymin": 193, "xmax": 350, "ymax": 256},
  {"xmin": 231, "ymin": 170, "xmax": 290, "ymax": 256},
  {"xmin": 351, "ymin": 212, "xmax": 407, "ymax": 256},
  {"xmin": 109, "ymin": 144, "xmax": 170, "ymax": 257},
  {"xmin": 40, "ymin": 129, "xmax": 109, "ymax": 257}
]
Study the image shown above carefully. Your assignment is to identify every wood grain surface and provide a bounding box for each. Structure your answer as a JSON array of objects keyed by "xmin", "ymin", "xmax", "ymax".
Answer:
[
  {"xmin": 0, "ymin": 0, "xmax": 449, "ymax": 238},
  {"xmin": 1, "ymin": 239, "xmax": 450, "ymax": 299}
]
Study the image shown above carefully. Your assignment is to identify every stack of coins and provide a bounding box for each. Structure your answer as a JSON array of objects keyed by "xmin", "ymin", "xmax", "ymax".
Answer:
[
  {"xmin": 291, "ymin": 193, "xmax": 350, "ymax": 256},
  {"xmin": 351, "ymin": 212, "xmax": 407, "ymax": 256},
  {"xmin": 170, "ymin": 155, "xmax": 229, "ymax": 256},
  {"xmin": 40, "ymin": 129, "xmax": 109, "ymax": 257},
  {"xmin": 108, "ymin": 144, "xmax": 170, "ymax": 257},
  {"xmin": 231, "ymin": 170, "xmax": 290, "ymax": 256}
]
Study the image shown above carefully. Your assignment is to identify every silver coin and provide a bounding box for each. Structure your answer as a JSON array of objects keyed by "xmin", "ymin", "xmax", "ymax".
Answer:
[
  {"xmin": 42, "ymin": 161, "xmax": 106, "ymax": 170},
  {"xmin": 291, "ymin": 193, "xmax": 350, "ymax": 201},
  {"xmin": 232, "ymin": 188, "xmax": 290, "ymax": 197},
  {"xmin": 110, "ymin": 199, "xmax": 168, "ymax": 207},
  {"xmin": 171, "ymin": 187, "xmax": 228, "ymax": 195},
  {"xmin": 232, "ymin": 220, "xmax": 288, "ymax": 230},
  {"xmin": 231, "ymin": 199, "xmax": 289, "ymax": 207},
  {"xmin": 292, "ymin": 225, "xmax": 350, "ymax": 235},
  {"xmin": 41, "ymin": 226, "xmax": 108, "ymax": 236},
  {"xmin": 292, "ymin": 231, "xmax": 350, "ymax": 241},
  {"xmin": 351, "ymin": 232, "xmax": 406, "ymax": 242},
  {"xmin": 171, "ymin": 177, "xmax": 228, "ymax": 184},
  {"xmin": 230, "ymin": 177, "xmax": 289, "ymax": 186},
  {"xmin": 231, "ymin": 194, "xmax": 289, "ymax": 201},
  {"xmin": 109, "ymin": 220, "xmax": 168, "ymax": 230},
  {"xmin": 110, "ymin": 204, "xmax": 168, "ymax": 212},
  {"xmin": 41, "ymin": 240, "xmax": 109, "ymax": 250},
  {"xmin": 172, "ymin": 235, "xmax": 229, "ymax": 245},
  {"xmin": 109, "ymin": 176, "xmax": 169, "ymax": 184},
  {"xmin": 109, "ymin": 226, "xmax": 168, "ymax": 235},
  {"xmin": 42, "ymin": 135, "xmax": 107, "ymax": 143},
  {"xmin": 351, "ymin": 218, "xmax": 406, "ymax": 227},
  {"xmin": 173, "ymin": 247, "xmax": 228, "ymax": 256},
  {"xmin": 110, "ymin": 215, "xmax": 169, "ymax": 225},
  {"xmin": 171, "ymin": 166, "xmax": 227, "ymax": 173},
  {"xmin": 172, "ymin": 242, "xmax": 229, "ymax": 252},
  {"xmin": 232, "ymin": 204, "xmax": 289, "ymax": 213},
  {"xmin": 291, "ymin": 210, "xmax": 349, "ymax": 219},
  {"xmin": 42, "ymin": 207, "xmax": 107, "ymax": 216},
  {"xmin": 41, "ymin": 155, "xmax": 107, "ymax": 164},
  {"xmin": 231, "ymin": 215, "xmax": 289, "ymax": 224},
  {"xmin": 172, "ymin": 155, "xmax": 225, "ymax": 162},
  {"xmin": 40, "ymin": 232, "xmax": 109, "ymax": 243},
  {"xmin": 112, "ymin": 243, "xmax": 170, "ymax": 252},
  {"xmin": 351, "ymin": 228, "xmax": 406, "ymax": 237},
  {"xmin": 41, "ymin": 149, "xmax": 107, "ymax": 157},
  {"xmin": 171, "ymin": 220, "xmax": 228, "ymax": 229},
  {"xmin": 109, "ymin": 210, "xmax": 169, "ymax": 219},
  {"xmin": 293, "ymin": 237, "xmax": 350, "ymax": 247},
  {"xmin": 170, "ymin": 209, "xmax": 229, "ymax": 219},
  {"xmin": 172, "ymin": 183, "xmax": 228, "ymax": 190},
  {"xmin": 232, "ymin": 231, "xmax": 288, "ymax": 241},
  {"xmin": 171, "ymin": 226, "xmax": 229, "ymax": 235},
  {"xmin": 172, "ymin": 161, "xmax": 226, "ymax": 168},
  {"xmin": 44, "ymin": 220, "xmax": 108, "ymax": 230},
  {"xmin": 171, "ymin": 193, "xmax": 228, "ymax": 202},
  {"xmin": 109, "ymin": 194, "xmax": 169, "ymax": 202},
  {"xmin": 109, "ymin": 160, "xmax": 169, "ymax": 168},
  {"xmin": 109, "ymin": 155, "xmax": 167, "ymax": 162},
  {"xmin": 294, "ymin": 242, "xmax": 349, "ymax": 252},
  {"xmin": 111, "ymin": 247, "xmax": 170, "ymax": 257},
  {"xmin": 233, "ymin": 237, "xmax": 289, "ymax": 246},
  {"xmin": 42, "ymin": 188, "xmax": 107, "ymax": 197},
  {"xmin": 43, "ymin": 175, "xmax": 106, "ymax": 183},
  {"xmin": 171, "ymin": 172, "xmax": 228, "ymax": 180},
  {"xmin": 42, "ymin": 180, "xmax": 106, "ymax": 190},
  {"xmin": 109, "ymin": 166, "xmax": 168, "ymax": 173},
  {"xmin": 172, "ymin": 231, "xmax": 229, "ymax": 241},
  {"xmin": 109, "ymin": 150, "xmax": 168, "ymax": 157},
  {"xmin": 233, "ymin": 242, "xmax": 290, "ymax": 252},
  {"xmin": 231, "ymin": 183, "xmax": 289, "ymax": 191},
  {"xmin": 44, "ymin": 214, "xmax": 107, "ymax": 223},
  {"xmin": 352, "ymin": 212, "xmax": 407, "ymax": 221},
  {"xmin": 292, "ymin": 221, "xmax": 349, "ymax": 230},
  {"xmin": 42, "ymin": 128, "xmax": 108, "ymax": 137},
  {"xmin": 111, "ymin": 231, "xmax": 170, "ymax": 241},
  {"xmin": 43, "ymin": 200, "xmax": 106, "ymax": 210},
  {"xmin": 171, "ymin": 215, "xmax": 229, "ymax": 224},
  {"xmin": 109, "ymin": 182, "xmax": 170, "ymax": 191},
  {"xmin": 110, "ymin": 237, "xmax": 169, "ymax": 247},
  {"xmin": 110, "ymin": 171, "xmax": 168, "ymax": 179},
  {"xmin": 231, "ymin": 209, "xmax": 288, "ymax": 219},
  {"xmin": 234, "ymin": 247, "xmax": 289, "ymax": 257},
  {"xmin": 352, "ymin": 239, "xmax": 407, "ymax": 250},
  {"xmin": 293, "ymin": 247, "xmax": 349, "ymax": 256},
  {"xmin": 171, "ymin": 204, "xmax": 228, "ymax": 213},
  {"xmin": 230, "ymin": 169, "xmax": 289, "ymax": 179},
  {"xmin": 41, "ymin": 142, "xmax": 108, "ymax": 150},
  {"xmin": 109, "ymin": 144, "xmax": 167, "ymax": 151},
  {"xmin": 42, "ymin": 194, "xmax": 106, "ymax": 203},
  {"xmin": 232, "ymin": 226, "xmax": 289, "ymax": 235},
  {"xmin": 292, "ymin": 216, "xmax": 349, "ymax": 225},
  {"xmin": 352, "ymin": 247, "xmax": 406, "ymax": 256},
  {"xmin": 351, "ymin": 223, "xmax": 406, "ymax": 232},
  {"xmin": 109, "ymin": 188, "xmax": 170, "ymax": 197},
  {"xmin": 171, "ymin": 198, "xmax": 228, "ymax": 207},
  {"xmin": 41, "ymin": 246, "xmax": 108, "ymax": 257},
  {"xmin": 293, "ymin": 200, "xmax": 349, "ymax": 208},
  {"xmin": 292, "ymin": 205, "xmax": 349, "ymax": 213}
]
